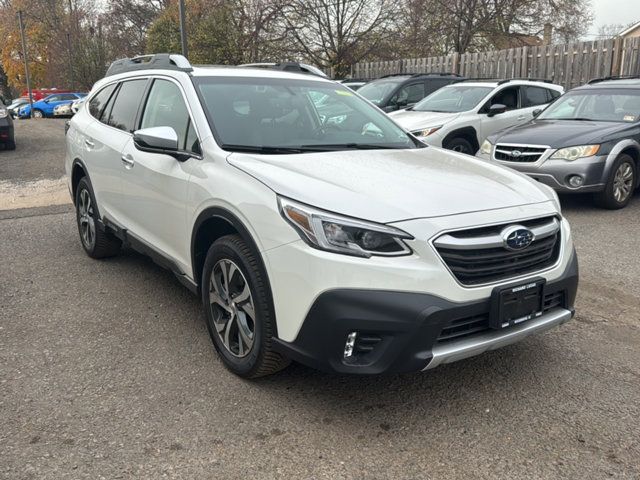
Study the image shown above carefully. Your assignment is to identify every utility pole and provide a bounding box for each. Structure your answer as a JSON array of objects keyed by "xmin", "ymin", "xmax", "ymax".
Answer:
[
  {"xmin": 17, "ymin": 10, "xmax": 34, "ymax": 118},
  {"xmin": 67, "ymin": 0, "xmax": 75, "ymax": 89},
  {"xmin": 178, "ymin": 0, "xmax": 188, "ymax": 58}
]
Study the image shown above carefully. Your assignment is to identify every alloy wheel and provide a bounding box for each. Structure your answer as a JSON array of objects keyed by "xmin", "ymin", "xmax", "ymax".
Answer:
[
  {"xmin": 78, "ymin": 188, "xmax": 96, "ymax": 249},
  {"xmin": 613, "ymin": 162, "xmax": 634, "ymax": 203},
  {"xmin": 33, "ymin": 110, "xmax": 43, "ymax": 118},
  {"xmin": 209, "ymin": 259, "xmax": 256, "ymax": 358}
]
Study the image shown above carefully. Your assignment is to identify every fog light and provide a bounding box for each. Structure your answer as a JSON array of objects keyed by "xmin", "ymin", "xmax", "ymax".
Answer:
[
  {"xmin": 568, "ymin": 175, "xmax": 584, "ymax": 187},
  {"xmin": 344, "ymin": 332, "xmax": 357, "ymax": 358}
]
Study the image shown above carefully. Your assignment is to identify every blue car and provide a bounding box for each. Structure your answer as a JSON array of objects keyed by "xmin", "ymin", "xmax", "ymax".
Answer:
[{"xmin": 19, "ymin": 93, "xmax": 87, "ymax": 119}]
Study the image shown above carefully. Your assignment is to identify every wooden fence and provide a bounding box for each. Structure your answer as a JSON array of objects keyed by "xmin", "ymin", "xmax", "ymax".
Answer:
[{"xmin": 350, "ymin": 37, "xmax": 640, "ymax": 89}]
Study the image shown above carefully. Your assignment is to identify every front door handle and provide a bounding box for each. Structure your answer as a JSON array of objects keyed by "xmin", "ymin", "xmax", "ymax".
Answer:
[
  {"xmin": 121, "ymin": 154, "xmax": 135, "ymax": 169},
  {"xmin": 84, "ymin": 139, "xmax": 95, "ymax": 148}
]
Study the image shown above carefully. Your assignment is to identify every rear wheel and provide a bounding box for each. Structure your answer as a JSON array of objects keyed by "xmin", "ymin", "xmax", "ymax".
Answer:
[
  {"xmin": 201, "ymin": 235, "xmax": 289, "ymax": 378},
  {"xmin": 594, "ymin": 154, "xmax": 636, "ymax": 209},
  {"xmin": 75, "ymin": 177, "xmax": 121, "ymax": 258},
  {"xmin": 444, "ymin": 137, "xmax": 474, "ymax": 155}
]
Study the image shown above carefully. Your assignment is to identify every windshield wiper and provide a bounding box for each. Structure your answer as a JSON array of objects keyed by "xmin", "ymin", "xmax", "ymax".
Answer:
[
  {"xmin": 221, "ymin": 144, "xmax": 308, "ymax": 154},
  {"xmin": 551, "ymin": 117, "xmax": 594, "ymax": 121},
  {"xmin": 298, "ymin": 143, "xmax": 403, "ymax": 151}
]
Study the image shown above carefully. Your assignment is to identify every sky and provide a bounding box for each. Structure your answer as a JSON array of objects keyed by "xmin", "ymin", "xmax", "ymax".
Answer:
[{"xmin": 587, "ymin": 0, "xmax": 640, "ymax": 36}]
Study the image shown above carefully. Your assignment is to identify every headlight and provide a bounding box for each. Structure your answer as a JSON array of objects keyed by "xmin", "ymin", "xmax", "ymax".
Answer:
[
  {"xmin": 279, "ymin": 197, "xmax": 413, "ymax": 258},
  {"xmin": 480, "ymin": 139, "xmax": 493, "ymax": 155},
  {"xmin": 0, "ymin": 108, "xmax": 7, "ymax": 119},
  {"xmin": 411, "ymin": 126, "xmax": 442, "ymax": 137},
  {"xmin": 550, "ymin": 145, "xmax": 600, "ymax": 161}
]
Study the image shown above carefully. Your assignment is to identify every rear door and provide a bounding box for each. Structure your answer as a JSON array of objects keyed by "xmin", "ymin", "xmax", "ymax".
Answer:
[
  {"xmin": 117, "ymin": 77, "xmax": 200, "ymax": 270},
  {"xmin": 83, "ymin": 78, "xmax": 148, "ymax": 224}
]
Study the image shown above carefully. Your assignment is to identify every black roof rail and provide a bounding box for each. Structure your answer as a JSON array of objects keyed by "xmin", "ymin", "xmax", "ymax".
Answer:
[
  {"xmin": 497, "ymin": 77, "xmax": 553, "ymax": 85},
  {"xmin": 105, "ymin": 54, "xmax": 193, "ymax": 77},
  {"xmin": 588, "ymin": 75, "xmax": 640, "ymax": 84},
  {"xmin": 379, "ymin": 72, "xmax": 463, "ymax": 79}
]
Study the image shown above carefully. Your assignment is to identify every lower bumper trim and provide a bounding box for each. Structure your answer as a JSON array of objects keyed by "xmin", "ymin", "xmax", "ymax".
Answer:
[{"xmin": 424, "ymin": 307, "xmax": 573, "ymax": 370}]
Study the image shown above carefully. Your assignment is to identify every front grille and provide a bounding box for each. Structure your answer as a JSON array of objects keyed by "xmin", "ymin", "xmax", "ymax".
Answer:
[
  {"xmin": 437, "ymin": 291, "xmax": 566, "ymax": 343},
  {"xmin": 494, "ymin": 145, "xmax": 547, "ymax": 162},
  {"xmin": 434, "ymin": 216, "xmax": 561, "ymax": 286}
]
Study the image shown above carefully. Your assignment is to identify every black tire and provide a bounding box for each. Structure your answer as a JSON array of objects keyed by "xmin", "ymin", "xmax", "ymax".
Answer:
[
  {"xmin": 75, "ymin": 177, "xmax": 121, "ymax": 258},
  {"xmin": 444, "ymin": 137, "xmax": 475, "ymax": 155},
  {"xmin": 594, "ymin": 154, "xmax": 636, "ymax": 210},
  {"xmin": 4, "ymin": 140, "xmax": 15, "ymax": 150},
  {"xmin": 32, "ymin": 109, "xmax": 44, "ymax": 119},
  {"xmin": 201, "ymin": 234, "xmax": 290, "ymax": 378}
]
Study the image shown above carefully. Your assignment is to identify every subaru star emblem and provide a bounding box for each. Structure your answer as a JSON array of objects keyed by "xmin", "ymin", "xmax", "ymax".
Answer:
[
  {"xmin": 510, "ymin": 150, "xmax": 522, "ymax": 158},
  {"xmin": 502, "ymin": 225, "xmax": 535, "ymax": 251}
]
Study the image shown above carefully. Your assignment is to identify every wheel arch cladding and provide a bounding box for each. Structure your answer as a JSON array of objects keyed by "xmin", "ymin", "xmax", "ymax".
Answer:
[
  {"xmin": 71, "ymin": 160, "xmax": 88, "ymax": 205},
  {"xmin": 605, "ymin": 140, "xmax": 640, "ymax": 187},
  {"xmin": 443, "ymin": 127, "xmax": 479, "ymax": 152},
  {"xmin": 191, "ymin": 208, "xmax": 265, "ymax": 288}
]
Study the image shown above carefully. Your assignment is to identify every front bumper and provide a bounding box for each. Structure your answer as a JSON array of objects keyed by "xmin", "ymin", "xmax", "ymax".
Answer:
[
  {"xmin": 478, "ymin": 151, "xmax": 607, "ymax": 193},
  {"xmin": 272, "ymin": 248, "xmax": 578, "ymax": 374}
]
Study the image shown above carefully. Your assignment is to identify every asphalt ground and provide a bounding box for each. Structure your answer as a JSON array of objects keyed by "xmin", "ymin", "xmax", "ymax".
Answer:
[{"xmin": 1, "ymin": 120, "xmax": 639, "ymax": 479}]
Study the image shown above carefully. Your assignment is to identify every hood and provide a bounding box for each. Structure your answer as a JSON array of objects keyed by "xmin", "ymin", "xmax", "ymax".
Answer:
[
  {"xmin": 389, "ymin": 110, "xmax": 461, "ymax": 132},
  {"xmin": 490, "ymin": 119, "xmax": 630, "ymax": 147},
  {"xmin": 228, "ymin": 148, "xmax": 555, "ymax": 223}
]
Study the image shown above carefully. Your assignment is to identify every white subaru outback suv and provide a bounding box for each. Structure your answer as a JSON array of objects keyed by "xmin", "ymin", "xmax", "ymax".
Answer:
[
  {"xmin": 389, "ymin": 79, "xmax": 564, "ymax": 155},
  {"xmin": 65, "ymin": 54, "xmax": 578, "ymax": 378}
]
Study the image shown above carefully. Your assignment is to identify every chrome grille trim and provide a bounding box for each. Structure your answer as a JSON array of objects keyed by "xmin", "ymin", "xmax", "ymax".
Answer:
[{"xmin": 432, "ymin": 216, "xmax": 563, "ymax": 287}]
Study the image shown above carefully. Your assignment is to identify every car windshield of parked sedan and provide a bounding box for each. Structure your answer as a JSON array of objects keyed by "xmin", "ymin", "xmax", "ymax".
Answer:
[
  {"xmin": 411, "ymin": 85, "xmax": 493, "ymax": 113},
  {"xmin": 194, "ymin": 77, "xmax": 419, "ymax": 153},
  {"xmin": 539, "ymin": 89, "xmax": 640, "ymax": 122},
  {"xmin": 357, "ymin": 80, "xmax": 402, "ymax": 105}
]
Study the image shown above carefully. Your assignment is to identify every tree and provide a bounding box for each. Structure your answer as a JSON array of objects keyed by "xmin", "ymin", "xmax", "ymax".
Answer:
[{"xmin": 281, "ymin": 0, "xmax": 401, "ymax": 77}]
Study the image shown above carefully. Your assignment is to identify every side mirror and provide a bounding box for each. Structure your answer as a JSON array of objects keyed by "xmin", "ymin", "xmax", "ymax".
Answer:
[
  {"xmin": 532, "ymin": 109, "xmax": 542, "ymax": 117},
  {"xmin": 487, "ymin": 104, "xmax": 507, "ymax": 117},
  {"xmin": 133, "ymin": 126, "xmax": 183, "ymax": 158}
]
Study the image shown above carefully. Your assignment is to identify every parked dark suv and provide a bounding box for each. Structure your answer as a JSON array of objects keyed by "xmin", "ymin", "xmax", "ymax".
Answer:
[
  {"xmin": 358, "ymin": 73, "xmax": 465, "ymax": 112},
  {"xmin": 477, "ymin": 76, "xmax": 640, "ymax": 209}
]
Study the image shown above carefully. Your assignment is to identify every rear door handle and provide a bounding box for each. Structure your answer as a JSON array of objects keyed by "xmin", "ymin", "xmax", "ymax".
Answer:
[
  {"xmin": 84, "ymin": 139, "xmax": 95, "ymax": 148},
  {"xmin": 121, "ymin": 154, "xmax": 135, "ymax": 169}
]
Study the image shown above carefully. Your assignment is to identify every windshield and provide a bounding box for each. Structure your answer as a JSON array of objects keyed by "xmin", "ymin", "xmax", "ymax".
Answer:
[
  {"xmin": 539, "ymin": 88, "xmax": 640, "ymax": 122},
  {"xmin": 194, "ymin": 77, "xmax": 419, "ymax": 153},
  {"xmin": 412, "ymin": 85, "xmax": 493, "ymax": 113},
  {"xmin": 357, "ymin": 80, "xmax": 404, "ymax": 105}
]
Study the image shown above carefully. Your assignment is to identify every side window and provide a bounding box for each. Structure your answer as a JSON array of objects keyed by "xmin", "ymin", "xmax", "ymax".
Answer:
[
  {"xmin": 140, "ymin": 79, "xmax": 200, "ymax": 153},
  {"xmin": 106, "ymin": 79, "xmax": 148, "ymax": 132},
  {"xmin": 394, "ymin": 83, "xmax": 426, "ymax": 105},
  {"xmin": 61, "ymin": 94, "xmax": 77, "ymax": 101},
  {"xmin": 88, "ymin": 84, "xmax": 117, "ymax": 120},
  {"xmin": 522, "ymin": 86, "xmax": 549, "ymax": 107},
  {"xmin": 425, "ymin": 79, "xmax": 454, "ymax": 95},
  {"xmin": 489, "ymin": 86, "xmax": 519, "ymax": 111},
  {"xmin": 46, "ymin": 95, "xmax": 61, "ymax": 102},
  {"xmin": 548, "ymin": 89, "xmax": 561, "ymax": 100}
]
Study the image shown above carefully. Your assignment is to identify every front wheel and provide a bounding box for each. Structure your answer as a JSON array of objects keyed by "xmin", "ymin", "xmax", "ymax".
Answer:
[
  {"xmin": 201, "ymin": 235, "xmax": 289, "ymax": 378},
  {"xmin": 444, "ymin": 137, "xmax": 474, "ymax": 155},
  {"xmin": 594, "ymin": 154, "xmax": 636, "ymax": 209},
  {"xmin": 32, "ymin": 109, "xmax": 44, "ymax": 119}
]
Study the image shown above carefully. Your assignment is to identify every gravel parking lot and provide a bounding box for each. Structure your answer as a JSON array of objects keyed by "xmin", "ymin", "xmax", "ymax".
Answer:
[{"xmin": 1, "ymin": 120, "xmax": 639, "ymax": 479}]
